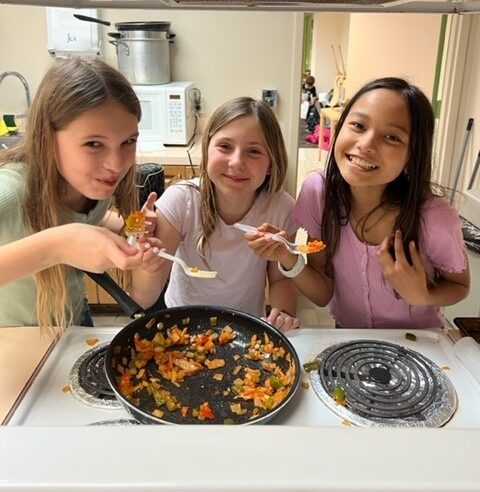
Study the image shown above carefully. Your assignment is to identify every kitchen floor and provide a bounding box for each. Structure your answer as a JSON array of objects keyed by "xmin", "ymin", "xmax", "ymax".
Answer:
[{"xmin": 93, "ymin": 146, "xmax": 333, "ymax": 329}]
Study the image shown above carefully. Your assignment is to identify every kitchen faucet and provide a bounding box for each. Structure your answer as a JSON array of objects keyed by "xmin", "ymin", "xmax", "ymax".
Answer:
[{"xmin": 0, "ymin": 71, "xmax": 31, "ymax": 118}]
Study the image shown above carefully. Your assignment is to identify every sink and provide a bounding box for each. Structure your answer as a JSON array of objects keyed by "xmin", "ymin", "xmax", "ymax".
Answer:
[{"xmin": 0, "ymin": 134, "xmax": 22, "ymax": 149}]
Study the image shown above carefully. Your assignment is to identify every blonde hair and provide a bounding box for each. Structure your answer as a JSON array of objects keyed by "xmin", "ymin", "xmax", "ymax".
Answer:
[
  {"xmin": 0, "ymin": 57, "xmax": 141, "ymax": 334},
  {"xmin": 196, "ymin": 96, "xmax": 288, "ymax": 256}
]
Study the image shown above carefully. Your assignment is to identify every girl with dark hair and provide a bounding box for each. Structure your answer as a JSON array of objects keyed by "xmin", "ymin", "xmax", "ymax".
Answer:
[{"xmin": 248, "ymin": 77, "xmax": 469, "ymax": 328}]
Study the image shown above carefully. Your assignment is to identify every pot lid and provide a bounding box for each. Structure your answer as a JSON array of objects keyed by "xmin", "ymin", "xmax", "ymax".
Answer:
[{"xmin": 114, "ymin": 21, "xmax": 171, "ymax": 31}]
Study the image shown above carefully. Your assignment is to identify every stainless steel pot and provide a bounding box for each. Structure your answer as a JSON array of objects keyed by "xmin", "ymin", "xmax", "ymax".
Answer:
[
  {"xmin": 74, "ymin": 15, "xmax": 175, "ymax": 85},
  {"xmin": 110, "ymin": 22, "xmax": 175, "ymax": 85}
]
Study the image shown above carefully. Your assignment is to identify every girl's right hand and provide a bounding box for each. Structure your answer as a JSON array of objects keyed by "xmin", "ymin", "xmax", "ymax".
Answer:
[{"xmin": 56, "ymin": 224, "xmax": 144, "ymax": 273}]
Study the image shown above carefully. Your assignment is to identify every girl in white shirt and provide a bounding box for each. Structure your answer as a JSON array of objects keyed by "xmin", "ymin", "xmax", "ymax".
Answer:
[{"xmin": 134, "ymin": 97, "xmax": 299, "ymax": 332}]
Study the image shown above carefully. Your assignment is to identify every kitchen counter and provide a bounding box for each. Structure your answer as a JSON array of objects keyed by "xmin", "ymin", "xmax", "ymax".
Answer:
[
  {"xmin": 136, "ymin": 133, "xmax": 202, "ymax": 166},
  {"xmin": 0, "ymin": 327, "xmax": 55, "ymax": 424}
]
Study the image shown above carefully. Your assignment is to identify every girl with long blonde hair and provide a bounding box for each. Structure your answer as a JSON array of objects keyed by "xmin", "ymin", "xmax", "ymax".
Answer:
[
  {"xmin": 133, "ymin": 97, "xmax": 299, "ymax": 332},
  {"xmin": 0, "ymin": 57, "xmax": 161, "ymax": 333}
]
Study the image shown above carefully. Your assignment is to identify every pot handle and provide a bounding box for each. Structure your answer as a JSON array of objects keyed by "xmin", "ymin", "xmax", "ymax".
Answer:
[
  {"xmin": 107, "ymin": 32, "xmax": 122, "ymax": 39},
  {"xmin": 74, "ymin": 14, "xmax": 111, "ymax": 27},
  {"xmin": 167, "ymin": 32, "xmax": 176, "ymax": 44},
  {"xmin": 84, "ymin": 271, "xmax": 145, "ymax": 319},
  {"xmin": 108, "ymin": 40, "xmax": 130, "ymax": 56}
]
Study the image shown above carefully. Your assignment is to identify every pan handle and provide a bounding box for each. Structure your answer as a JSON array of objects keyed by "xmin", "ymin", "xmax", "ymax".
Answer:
[
  {"xmin": 84, "ymin": 271, "xmax": 145, "ymax": 319},
  {"xmin": 74, "ymin": 14, "xmax": 111, "ymax": 27}
]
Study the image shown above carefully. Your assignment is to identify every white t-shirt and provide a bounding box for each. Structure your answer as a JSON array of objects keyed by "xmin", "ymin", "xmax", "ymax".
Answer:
[{"xmin": 155, "ymin": 178, "xmax": 295, "ymax": 317}]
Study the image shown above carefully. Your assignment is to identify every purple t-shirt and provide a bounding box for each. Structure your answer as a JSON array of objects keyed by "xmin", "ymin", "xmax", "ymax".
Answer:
[{"xmin": 292, "ymin": 172, "xmax": 468, "ymax": 328}]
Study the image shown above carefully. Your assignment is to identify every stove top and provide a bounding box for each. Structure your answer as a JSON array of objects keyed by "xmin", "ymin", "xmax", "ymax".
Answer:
[{"xmin": 8, "ymin": 326, "xmax": 480, "ymax": 428}]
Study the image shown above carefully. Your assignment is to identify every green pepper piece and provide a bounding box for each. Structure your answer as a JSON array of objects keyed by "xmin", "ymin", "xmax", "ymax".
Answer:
[
  {"xmin": 303, "ymin": 360, "xmax": 321, "ymax": 372},
  {"xmin": 223, "ymin": 418, "xmax": 235, "ymax": 425},
  {"xmin": 332, "ymin": 386, "xmax": 346, "ymax": 405},
  {"xmin": 405, "ymin": 332, "xmax": 417, "ymax": 341},
  {"xmin": 270, "ymin": 375, "xmax": 282, "ymax": 390}
]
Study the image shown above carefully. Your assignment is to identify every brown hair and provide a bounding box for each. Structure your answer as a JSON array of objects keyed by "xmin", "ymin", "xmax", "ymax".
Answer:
[
  {"xmin": 0, "ymin": 57, "xmax": 141, "ymax": 333},
  {"xmin": 196, "ymin": 96, "xmax": 288, "ymax": 257},
  {"xmin": 322, "ymin": 76, "xmax": 438, "ymax": 275}
]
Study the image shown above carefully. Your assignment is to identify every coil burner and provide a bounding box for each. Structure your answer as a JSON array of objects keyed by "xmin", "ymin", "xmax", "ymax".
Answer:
[
  {"xmin": 309, "ymin": 340, "xmax": 457, "ymax": 427},
  {"xmin": 69, "ymin": 343, "xmax": 121, "ymax": 409}
]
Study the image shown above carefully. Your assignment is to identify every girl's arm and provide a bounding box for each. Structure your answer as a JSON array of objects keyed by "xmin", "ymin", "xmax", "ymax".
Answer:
[
  {"xmin": 0, "ymin": 224, "xmax": 142, "ymax": 288},
  {"xmin": 282, "ymin": 246, "xmax": 334, "ymax": 307},
  {"xmin": 245, "ymin": 227, "xmax": 334, "ymax": 307},
  {"xmin": 266, "ymin": 261, "xmax": 300, "ymax": 331},
  {"xmin": 377, "ymin": 230, "xmax": 470, "ymax": 306},
  {"xmin": 128, "ymin": 209, "xmax": 181, "ymax": 309}
]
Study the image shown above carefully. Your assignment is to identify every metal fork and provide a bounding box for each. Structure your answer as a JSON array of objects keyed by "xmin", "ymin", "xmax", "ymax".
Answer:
[
  {"xmin": 154, "ymin": 250, "xmax": 217, "ymax": 279},
  {"xmin": 233, "ymin": 223, "xmax": 306, "ymax": 255}
]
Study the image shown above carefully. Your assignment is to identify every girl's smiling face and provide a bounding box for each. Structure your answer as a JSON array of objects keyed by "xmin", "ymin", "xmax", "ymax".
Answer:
[
  {"xmin": 55, "ymin": 98, "xmax": 138, "ymax": 213},
  {"xmin": 207, "ymin": 115, "xmax": 271, "ymax": 209},
  {"xmin": 334, "ymin": 88, "xmax": 411, "ymax": 192}
]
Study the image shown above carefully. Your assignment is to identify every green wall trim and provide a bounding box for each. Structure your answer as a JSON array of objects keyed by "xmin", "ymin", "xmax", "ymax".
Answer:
[{"xmin": 432, "ymin": 15, "xmax": 448, "ymax": 118}]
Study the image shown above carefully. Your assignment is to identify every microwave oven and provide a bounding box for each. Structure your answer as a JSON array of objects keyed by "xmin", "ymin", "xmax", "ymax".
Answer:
[{"xmin": 133, "ymin": 82, "xmax": 196, "ymax": 151}]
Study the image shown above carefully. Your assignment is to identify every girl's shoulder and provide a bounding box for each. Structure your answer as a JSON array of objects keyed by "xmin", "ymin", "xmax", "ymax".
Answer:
[
  {"xmin": 155, "ymin": 177, "xmax": 199, "ymax": 207},
  {"xmin": 0, "ymin": 161, "xmax": 27, "ymax": 203},
  {"xmin": 420, "ymin": 195, "xmax": 460, "ymax": 226}
]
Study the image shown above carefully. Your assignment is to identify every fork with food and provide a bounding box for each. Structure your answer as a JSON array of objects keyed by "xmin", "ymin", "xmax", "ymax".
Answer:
[
  {"xmin": 124, "ymin": 211, "xmax": 217, "ymax": 279},
  {"xmin": 233, "ymin": 223, "xmax": 325, "ymax": 255}
]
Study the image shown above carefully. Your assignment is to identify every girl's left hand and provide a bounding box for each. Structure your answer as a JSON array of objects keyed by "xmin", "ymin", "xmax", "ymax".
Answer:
[
  {"xmin": 377, "ymin": 230, "xmax": 430, "ymax": 305},
  {"xmin": 135, "ymin": 235, "xmax": 167, "ymax": 273},
  {"xmin": 141, "ymin": 192, "xmax": 158, "ymax": 236},
  {"xmin": 264, "ymin": 307, "xmax": 300, "ymax": 333}
]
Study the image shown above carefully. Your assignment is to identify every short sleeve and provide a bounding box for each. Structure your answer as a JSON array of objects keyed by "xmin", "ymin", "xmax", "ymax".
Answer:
[
  {"xmin": 291, "ymin": 171, "xmax": 325, "ymax": 239},
  {"xmin": 154, "ymin": 180, "xmax": 193, "ymax": 237},
  {"xmin": 420, "ymin": 197, "xmax": 467, "ymax": 273}
]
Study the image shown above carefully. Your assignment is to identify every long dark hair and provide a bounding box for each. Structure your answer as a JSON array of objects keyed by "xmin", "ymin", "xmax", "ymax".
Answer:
[{"xmin": 322, "ymin": 77, "xmax": 437, "ymax": 275}]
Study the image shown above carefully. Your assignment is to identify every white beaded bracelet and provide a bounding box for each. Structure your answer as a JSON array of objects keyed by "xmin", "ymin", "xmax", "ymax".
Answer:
[{"xmin": 277, "ymin": 255, "xmax": 306, "ymax": 278}]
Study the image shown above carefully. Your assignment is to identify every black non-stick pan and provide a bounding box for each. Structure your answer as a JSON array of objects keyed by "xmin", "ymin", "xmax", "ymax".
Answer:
[{"xmin": 87, "ymin": 272, "xmax": 300, "ymax": 425}]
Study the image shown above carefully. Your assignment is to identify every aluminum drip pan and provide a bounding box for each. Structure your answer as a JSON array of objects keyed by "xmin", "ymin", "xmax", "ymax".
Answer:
[
  {"xmin": 309, "ymin": 339, "xmax": 457, "ymax": 427},
  {"xmin": 69, "ymin": 343, "xmax": 121, "ymax": 409}
]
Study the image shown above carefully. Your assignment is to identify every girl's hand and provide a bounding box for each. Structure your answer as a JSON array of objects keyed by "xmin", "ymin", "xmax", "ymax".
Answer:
[
  {"xmin": 264, "ymin": 307, "xmax": 300, "ymax": 333},
  {"xmin": 135, "ymin": 235, "xmax": 168, "ymax": 274},
  {"xmin": 377, "ymin": 230, "xmax": 430, "ymax": 305},
  {"xmin": 244, "ymin": 223, "xmax": 292, "ymax": 262},
  {"xmin": 140, "ymin": 192, "xmax": 158, "ymax": 236},
  {"xmin": 60, "ymin": 224, "xmax": 144, "ymax": 272}
]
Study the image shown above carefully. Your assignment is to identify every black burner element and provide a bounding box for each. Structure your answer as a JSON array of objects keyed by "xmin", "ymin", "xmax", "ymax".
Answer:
[
  {"xmin": 309, "ymin": 339, "xmax": 457, "ymax": 427},
  {"xmin": 77, "ymin": 346, "xmax": 116, "ymax": 400},
  {"xmin": 69, "ymin": 343, "xmax": 121, "ymax": 409}
]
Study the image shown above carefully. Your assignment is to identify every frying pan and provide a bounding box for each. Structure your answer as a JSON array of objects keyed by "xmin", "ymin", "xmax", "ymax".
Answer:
[{"xmin": 87, "ymin": 272, "xmax": 300, "ymax": 425}]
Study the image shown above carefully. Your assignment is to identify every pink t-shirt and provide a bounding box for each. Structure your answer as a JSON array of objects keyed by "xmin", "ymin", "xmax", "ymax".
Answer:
[{"xmin": 292, "ymin": 172, "xmax": 468, "ymax": 328}]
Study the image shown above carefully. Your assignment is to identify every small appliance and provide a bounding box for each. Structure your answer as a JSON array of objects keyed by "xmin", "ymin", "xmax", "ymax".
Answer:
[{"xmin": 133, "ymin": 81, "xmax": 196, "ymax": 151}]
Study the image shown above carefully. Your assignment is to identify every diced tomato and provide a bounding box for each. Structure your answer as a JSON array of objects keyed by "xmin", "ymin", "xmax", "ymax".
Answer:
[{"xmin": 198, "ymin": 403, "xmax": 214, "ymax": 420}]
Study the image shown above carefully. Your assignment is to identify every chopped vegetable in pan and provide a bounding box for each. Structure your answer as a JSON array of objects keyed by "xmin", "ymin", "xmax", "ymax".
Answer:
[{"xmin": 115, "ymin": 319, "xmax": 296, "ymax": 423}]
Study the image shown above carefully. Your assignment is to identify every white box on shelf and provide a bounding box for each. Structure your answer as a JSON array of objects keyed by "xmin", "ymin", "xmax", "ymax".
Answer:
[{"xmin": 46, "ymin": 8, "xmax": 101, "ymax": 56}]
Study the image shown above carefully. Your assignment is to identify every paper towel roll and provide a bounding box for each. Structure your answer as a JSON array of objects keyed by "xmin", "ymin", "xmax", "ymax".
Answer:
[{"xmin": 454, "ymin": 336, "xmax": 480, "ymax": 384}]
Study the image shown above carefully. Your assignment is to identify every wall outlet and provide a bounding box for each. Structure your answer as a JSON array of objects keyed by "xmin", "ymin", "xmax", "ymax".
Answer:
[{"xmin": 262, "ymin": 89, "xmax": 278, "ymax": 108}]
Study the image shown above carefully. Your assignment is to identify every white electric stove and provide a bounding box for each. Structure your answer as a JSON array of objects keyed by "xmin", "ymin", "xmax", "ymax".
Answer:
[
  {"xmin": 3, "ymin": 326, "xmax": 480, "ymax": 491},
  {"xmin": 7, "ymin": 326, "xmax": 480, "ymax": 428}
]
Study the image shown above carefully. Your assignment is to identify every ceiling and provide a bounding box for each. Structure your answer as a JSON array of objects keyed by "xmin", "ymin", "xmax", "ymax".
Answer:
[{"xmin": 1, "ymin": 0, "xmax": 480, "ymax": 13}]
